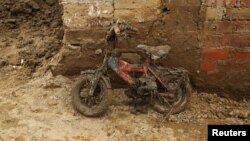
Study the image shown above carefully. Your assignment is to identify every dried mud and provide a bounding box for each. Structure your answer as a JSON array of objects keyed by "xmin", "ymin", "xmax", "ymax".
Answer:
[{"xmin": 0, "ymin": 70, "xmax": 249, "ymax": 141}]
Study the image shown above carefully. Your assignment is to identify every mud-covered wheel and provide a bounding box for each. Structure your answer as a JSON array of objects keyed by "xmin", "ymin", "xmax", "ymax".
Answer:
[
  {"xmin": 151, "ymin": 67, "xmax": 192, "ymax": 114},
  {"xmin": 72, "ymin": 73, "xmax": 109, "ymax": 117}
]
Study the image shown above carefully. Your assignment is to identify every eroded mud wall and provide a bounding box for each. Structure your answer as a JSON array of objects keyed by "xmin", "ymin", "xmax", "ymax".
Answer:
[
  {"xmin": 53, "ymin": 0, "xmax": 201, "ymax": 75},
  {"xmin": 52, "ymin": 0, "xmax": 250, "ymax": 95},
  {"xmin": 0, "ymin": 0, "xmax": 63, "ymax": 74}
]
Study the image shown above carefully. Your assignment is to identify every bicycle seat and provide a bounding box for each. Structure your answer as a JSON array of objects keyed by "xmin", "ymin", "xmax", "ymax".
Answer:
[{"xmin": 136, "ymin": 44, "xmax": 172, "ymax": 60}]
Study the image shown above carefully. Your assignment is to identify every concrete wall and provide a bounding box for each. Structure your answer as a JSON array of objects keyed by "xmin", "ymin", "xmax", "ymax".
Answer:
[{"xmin": 51, "ymin": 0, "xmax": 250, "ymax": 95}]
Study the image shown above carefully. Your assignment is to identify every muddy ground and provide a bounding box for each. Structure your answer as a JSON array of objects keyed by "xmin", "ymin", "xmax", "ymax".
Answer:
[
  {"xmin": 0, "ymin": 69, "xmax": 249, "ymax": 141},
  {"xmin": 0, "ymin": 0, "xmax": 249, "ymax": 141}
]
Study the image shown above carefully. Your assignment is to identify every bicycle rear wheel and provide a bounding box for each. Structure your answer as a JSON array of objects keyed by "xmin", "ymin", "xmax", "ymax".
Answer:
[{"xmin": 151, "ymin": 67, "xmax": 192, "ymax": 114}]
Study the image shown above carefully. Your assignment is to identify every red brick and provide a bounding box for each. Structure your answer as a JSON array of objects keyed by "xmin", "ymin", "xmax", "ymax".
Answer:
[
  {"xmin": 115, "ymin": 8, "xmax": 161, "ymax": 23},
  {"xmin": 202, "ymin": 48, "xmax": 229, "ymax": 59},
  {"xmin": 233, "ymin": 21, "xmax": 250, "ymax": 33},
  {"xmin": 224, "ymin": 8, "xmax": 250, "ymax": 20},
  {"xmin": 204, "ymin": 21, "xmax": 250, "ymax": 33},
  {"xmin": 217, "ymin": 21, "xmax": 235, "ymax": 33},
  {"xmin": 222, "ymin": 34, "xmax": 250, "ymax": 47},
  {"xmin": 224, "ymin": 0, "xmax": 238, "ymax": 7},
  {"xmin": 203, "ymin": 21, "xmax": 235, "ymax": 33},
  {"xmin": 204, "ymin": 0, "xmax": 217, "ymax": 7},
  {"xmin": 219, "ymin": 61, "xmax": 248, "ymax": 70},
  {"xmin": 200, "ymin": 60, "xmax": 216, "ymax": 71},
  {"xmin": 114, "ymin": 0, "xmax": 162, "ymax": 9},
  {"xmin": 203, "ymin": 21, "xmax": 218, "ymax": 32},
  {"xmin": 233, "ymin": 52, "xmax": 250, "ymax": 59},
  {"xmin": 167, "ymin": 0, "xmax": 201, "ymax": 7},
  {"xmin": 207, "ymin": 73, "xmax": 224, "ymax": 79},
  {"xmin": 205, "ymin": 7, "xmax": 222, "ymax": 20},
  {"xmin": 202, "ymin": 34, "xmax": 223, "ymax": 47},
  {"xmin": 205, "ymin": 0, "xmax": 243, "ymax": 7},
  {"xmin": 217, "ymin": 0, "xmax": 224, "ymax": 6},
  {"xmin": 241, "ymin": 0, "xmax": 250, "ymax": 7}
]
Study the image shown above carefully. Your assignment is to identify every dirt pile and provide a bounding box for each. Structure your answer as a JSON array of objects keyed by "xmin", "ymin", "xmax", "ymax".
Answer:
[{"xmin": 0, "ymin": 0, "xmax": 63, "ymax": 73}]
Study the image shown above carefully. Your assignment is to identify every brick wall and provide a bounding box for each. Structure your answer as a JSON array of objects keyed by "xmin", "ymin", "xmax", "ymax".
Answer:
[
  {"xmin": 199, "ymin": 0, "xmax": 250, "ymax": 95},
  {"xmin": 52, "ymin": 0, "xmax": 250, "ymax": 95}
]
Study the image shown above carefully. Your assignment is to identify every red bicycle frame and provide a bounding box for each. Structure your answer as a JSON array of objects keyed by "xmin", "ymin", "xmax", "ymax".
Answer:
[
  {"xmin": 117, "ymin": 59, "xmax": 148, "ymax": 84},
  {"xmin": 113, "ymin": 58, "xmax": 168, "ymax": 90}
]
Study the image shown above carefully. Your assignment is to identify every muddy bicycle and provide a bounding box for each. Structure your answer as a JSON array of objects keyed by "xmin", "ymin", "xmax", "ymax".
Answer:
[{"xmin": 71, "ymin": 21, "xmax": 192, "ymax": 117}]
